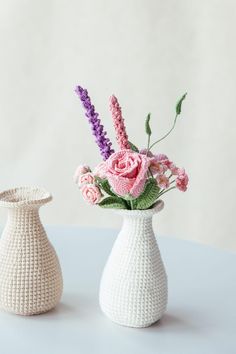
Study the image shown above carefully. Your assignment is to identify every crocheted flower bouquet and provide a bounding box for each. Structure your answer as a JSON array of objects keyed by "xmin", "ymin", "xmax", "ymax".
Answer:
[{"xmin": 74, "ymin": 86, "xmax": 188, "ymax": 210}]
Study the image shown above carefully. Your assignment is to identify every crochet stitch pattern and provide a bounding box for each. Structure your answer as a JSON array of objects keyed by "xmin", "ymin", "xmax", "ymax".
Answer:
[{"xmin": 0, "ymin": 187, "xmax": 63, "ymax": 315}]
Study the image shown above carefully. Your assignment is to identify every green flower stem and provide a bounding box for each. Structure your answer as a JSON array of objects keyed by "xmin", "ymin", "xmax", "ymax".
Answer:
[
  {"xmin": 147, "ymin": 134, "xmax": 151, "ymax": 153},
  {"xmin": 158, "ymin": 186, "xmax": 176, "ymax": 198},
  {"xmin": 130, "ymin": 199, "xmax": 134, "ymax": 210},
  {"xmin": 148, "ymin": 168, "xmax": 154, "ymax": 178},
  {"xmin": 149, "ymin": 114, "xmax": 178, "ymax": 150}
]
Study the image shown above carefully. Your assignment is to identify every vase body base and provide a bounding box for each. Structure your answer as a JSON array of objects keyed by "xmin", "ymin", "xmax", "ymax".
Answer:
[
  {"xmin": 99, "ymin": 202, "xmax": 168, "ymax": 328},
  {"xmin": 100, "ymin": 306, "xmax": 164, "ymax": 328},
  {"xmin": 100, "ymin": 284, "xmax": 167, "ymax": 328},
  {"xmin": 0, "ymin": 303, "xmax": 60, "ymax": 316}
]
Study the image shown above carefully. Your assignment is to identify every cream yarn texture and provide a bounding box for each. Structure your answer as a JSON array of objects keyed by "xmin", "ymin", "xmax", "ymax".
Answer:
[
  {"xmin": 0, "ymin": 187, "xmax": 63, "ymax": 315},
  {"xmin": 99, "ymin": 201, "xmax": 168, "ymax": 327}
]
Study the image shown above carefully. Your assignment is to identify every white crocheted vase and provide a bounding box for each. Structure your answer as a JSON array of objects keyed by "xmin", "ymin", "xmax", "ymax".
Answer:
[
  {"xmin": 0, "ymin": 187, "xmax": 63, "ymax": 315},
  {"xmin": 99, "ymin": 200, "xmax": 167, "ymax": 328}
]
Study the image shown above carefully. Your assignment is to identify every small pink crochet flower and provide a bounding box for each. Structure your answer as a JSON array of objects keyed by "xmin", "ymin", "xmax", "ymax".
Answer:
[
  {"xmin": 78, "ymin": 172, "xmax": 95, "ymax": 187},
  {"xmin": 81, "ymin": 184, "xmax": 102, "ymax": 204},
  {"xmin": 155, "ymin": 153, "xmax": 169, "ymax": 162},
  {"xmin": 93, "ymin": 162, "xmax": 107, "ymax": 179},
  {"xmin": 139, "ymin": 148, "xmax": 154, "ymax": 157},
  {"xmin": 169, "ymin": 163, "xmax": 179, "ymax": 175},
  {"xmin": 156, "ymin": 174, "xmax": 170, "ymax": 189},
  {"xmin": 74, "ymin": 165, "xmax": 91, "ymax": 183},
  {"xmin": 110, "ymin": 95, "xmax": 130, "ymax": 150},
  {"xmin": 176, "ymin": 168, "xmax": 189, "ymax": 192},
  {"xmin": 153, "ymin": 154, "xmax": 171, "ymax": 168},
  {"xmin": 105, "ymin": 149, "xmax": 150, "ymax": 198},
  {"xmin": 150, "ymin": 161, "xmax": 168, "ymax": 175}
]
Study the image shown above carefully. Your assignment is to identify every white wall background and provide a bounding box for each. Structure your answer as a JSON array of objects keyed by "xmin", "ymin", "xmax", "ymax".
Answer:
[{"xmin": 0, "ymin": 0, "xmax": 235, "ymax": 251}]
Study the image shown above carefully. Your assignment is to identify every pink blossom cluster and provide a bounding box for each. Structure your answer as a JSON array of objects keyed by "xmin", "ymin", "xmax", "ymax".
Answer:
[{"xmin": 147, "ymin": 152, "xmax": 189, "ymax": 192}]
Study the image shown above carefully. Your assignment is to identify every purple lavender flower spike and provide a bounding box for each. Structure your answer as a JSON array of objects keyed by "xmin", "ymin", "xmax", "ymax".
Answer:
[{"xmin": 75, "ymin": 86, "xmax": 114, "ymax": 160}]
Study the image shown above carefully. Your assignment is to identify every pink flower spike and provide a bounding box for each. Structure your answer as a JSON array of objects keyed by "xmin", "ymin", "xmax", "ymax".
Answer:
[
  {"xmin": 176, "ymin": 168, "xmax": 189, "ymax": 192},
  {"xmin": 156, "ymin": 174, "xmax": 170, "ymax": 189},
  {"xmin": 81, "ymin": 184, "xmax": 102, "ymax": 204},
  {"xmin": 78, "ymin": 172, "xmax": 95, "ymax": 187},
  {"xmin": 110, "ymin": 95, "xmax": 130, "ymax": 150},
  {"xmin": 74, "ymin": 165, "xmax": 91, "ymax": 184}
]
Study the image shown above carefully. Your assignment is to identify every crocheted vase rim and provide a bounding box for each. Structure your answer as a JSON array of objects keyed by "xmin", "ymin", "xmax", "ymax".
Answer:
[
  {"xmin": 115, "ymin": 200, "xmax": 164, "ymax": 217},
  {"xmin": 0, "ymin": 187, "xmax": 52, "ymax": 208}
]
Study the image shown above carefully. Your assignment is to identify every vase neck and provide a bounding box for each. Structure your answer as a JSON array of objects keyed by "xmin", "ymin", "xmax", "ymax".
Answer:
[
  {"xmin": 121, "ymin": 214, "xmax": 154, "ymax": 241},
  {"xmin": 6, "ymin": 207, "xmax": 42, "ymax": 234}
]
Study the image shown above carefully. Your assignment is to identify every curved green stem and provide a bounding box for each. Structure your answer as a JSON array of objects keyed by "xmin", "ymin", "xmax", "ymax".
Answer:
[
  {"xmin": 149, "ymin": 114, "xmax": 178, "ymax": 150},
  {"xmin": 147, "ymin": 134, "xmax": 151, "ymax": 153},
  {"xmin": 158, "ymin": 186, "xmax": 176, "ymax": 198}
]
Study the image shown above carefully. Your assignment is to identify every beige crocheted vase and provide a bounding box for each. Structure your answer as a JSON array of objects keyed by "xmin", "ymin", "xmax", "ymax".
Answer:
[
  {"xmin": 0, "ymin": 187, "xmax": 63, "ymax": 315},
  {"xmin": 99, "ymin": 200, "xmax": 167, "ymax": 328}
]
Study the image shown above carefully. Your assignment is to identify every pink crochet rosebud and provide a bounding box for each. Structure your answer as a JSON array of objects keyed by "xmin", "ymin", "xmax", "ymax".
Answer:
[
  {"xmin": 81, "ymin": 184, "xmax": 102, "ymax": 205},
  {"xmin": 109, "ymin": 95, "xmax": 130, "ymax": 150},
  {"xmin": 78, "ymin": 172, "xmax": 95, "ymax": 187},
  {"xmin": 74, "ymin": 165, "xmax": 91, "ymax": 184}
]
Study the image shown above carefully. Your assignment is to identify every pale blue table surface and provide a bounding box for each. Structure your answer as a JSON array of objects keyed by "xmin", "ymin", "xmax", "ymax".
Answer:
[{"xmin": 0, "ymin": 226, "xmax": 235, "ymax": 354}]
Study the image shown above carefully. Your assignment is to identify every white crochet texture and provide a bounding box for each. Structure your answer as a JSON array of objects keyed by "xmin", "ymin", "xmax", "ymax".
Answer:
[
  {"xmin": 0, "ymin": 187, "xmax": 63, "ymax": 315},
  {"xmin": 99, "ymin": 200, "xmax": 167, "ymax": 327}
]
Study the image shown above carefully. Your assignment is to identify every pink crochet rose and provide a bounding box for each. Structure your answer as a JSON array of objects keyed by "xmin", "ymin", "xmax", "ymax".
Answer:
[
  {"xmin": 176, "ymin": 168, "xmax": 189, "ymax": 192},
  {"xmin": 74, "ymin": 165, "xmax": 91, "ymax": 184},
  {"xmin": 105, "ymin": 150, "xmax": 150, "ymax": 198},
  {"xmin": 156, "ymin": 174, "xmax": 170, "ymax": 189},
  {"xmin": 81, "ymin": 184, "xmax": 102, "ymax": 204},
  {"xmin": 78, "ymin": 172, "xmax": 95, "ymax": 187}
]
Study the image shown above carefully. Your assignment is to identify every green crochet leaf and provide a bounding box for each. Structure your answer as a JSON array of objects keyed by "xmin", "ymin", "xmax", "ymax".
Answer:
[
  {"xmin": 145, "ymin": 113, "xmax": 152, "ymax": 136},
  {"xmin": 97, "ymin": 179, "xmax": 116, "ymax": 197},
  {"xmin": 99, "ymin": 196, "xmax": 128, "ymax": 209},
  {"xmin": 128, "ymin": 141, "xmax": 139, "ymax": 152},
  {"xmin": 176, "ymin": 92, "xmax": 187, "ymax": 115},
  {"xmin": 133, "ymin": 178, "xmax": 160, "ymax": 210}
]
